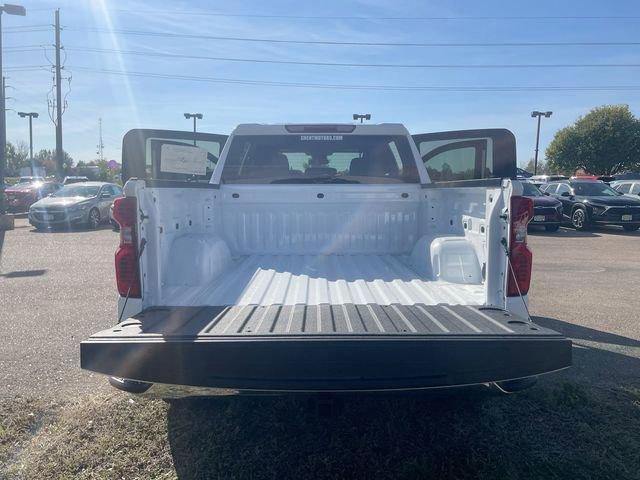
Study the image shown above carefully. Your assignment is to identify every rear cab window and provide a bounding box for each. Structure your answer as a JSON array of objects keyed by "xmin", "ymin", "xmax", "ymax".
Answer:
[{"xmin": 220, "ymin": 134, "xmax": 419, "ymax": 184}]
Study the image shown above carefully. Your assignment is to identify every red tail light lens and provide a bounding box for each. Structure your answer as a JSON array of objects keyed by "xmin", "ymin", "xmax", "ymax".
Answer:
[
  {"xmin": 112, "ymin": 197, "xmax": 141, "ymax": 298},
  {"xmin": 507, "ymin": 195, "xmax": 533, "ymax": 297}
]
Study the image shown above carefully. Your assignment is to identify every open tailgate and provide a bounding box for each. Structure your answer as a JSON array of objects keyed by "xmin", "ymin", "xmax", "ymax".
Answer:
[{"xmin": 81, "ymin": 304, "xmax": 571, "ymax": 392}]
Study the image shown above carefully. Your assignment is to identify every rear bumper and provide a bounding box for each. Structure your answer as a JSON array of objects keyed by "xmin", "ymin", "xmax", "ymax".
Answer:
[
  {"xmin": 28, "ymin": 210, "xmax": 88, "ymax": 227},
  {"xmin": 81, "ymin": 304, "xmax": 572, "ymax": 393}
]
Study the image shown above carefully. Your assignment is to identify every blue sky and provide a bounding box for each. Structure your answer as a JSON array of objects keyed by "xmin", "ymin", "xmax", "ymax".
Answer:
[{"xmin": 4, "ymin": 0, "xmax": 640, "ymax": 166}]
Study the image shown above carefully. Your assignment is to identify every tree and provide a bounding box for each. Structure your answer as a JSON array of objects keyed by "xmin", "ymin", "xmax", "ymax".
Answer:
[
  {"xmin": 523, "ymin": 158, "xmax": 551, "ymax": 175},
  {"xmin": 546, "ymin": 105, "xmax": 640, "ymax": 175},
  {"xmin": 5, "ymin": 141, "xmax": 29, "ymax": 176},
  {"xmin": 33, "ymin": 149, "xmax": 74, "ymax": 176},
  {"xmin": 91, "ymin": 159, "xmax": 120, "ymax": 182}
]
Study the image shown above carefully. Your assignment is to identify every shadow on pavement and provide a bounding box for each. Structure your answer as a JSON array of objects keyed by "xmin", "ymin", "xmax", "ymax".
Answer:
[
  {"xmin": 528, "ymin": 227, "xmax": 600, "ymax": 238},
  {"xmin": 0, "ymin": 269, "xmax": 47, "ymax": 278},
  {"xmin": 529, "ymin": 225, "xmax": 640, "ymax": 238},
  {"xmin": 533, "ymin": 315, "xmax": 640, "ymax": 348},
  {"xmin": 164, "ymin": 316, "xmax": 640, "ymax": 479},
  {"xmin": 29, "ymin": 223, "xmax": 115, "ymax": 234}
]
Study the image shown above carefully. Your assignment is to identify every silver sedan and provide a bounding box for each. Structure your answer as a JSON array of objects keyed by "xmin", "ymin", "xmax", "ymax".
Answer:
[{"xmin": 28, "ymin": 181, "xmax": 123, "ymax": 230}]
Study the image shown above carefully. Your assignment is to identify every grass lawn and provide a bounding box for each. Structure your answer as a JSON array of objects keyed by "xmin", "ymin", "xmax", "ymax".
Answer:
[{"xmin": 1, "ymin": 379, "xmax": 639, "ymax": 480}]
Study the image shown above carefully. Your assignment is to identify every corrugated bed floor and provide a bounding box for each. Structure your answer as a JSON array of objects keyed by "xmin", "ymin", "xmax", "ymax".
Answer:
[
  {"xmin": 162, "ymin": 254, "xmax": 485, "ymax": 306},
  {"xmin": 102, "ymin": 304, "xmax": 551, "ymax": 338}
]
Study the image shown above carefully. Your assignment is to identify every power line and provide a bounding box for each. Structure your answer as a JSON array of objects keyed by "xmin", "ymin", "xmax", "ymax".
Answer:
[
  {"xmin": 64, "ymin": 27, "xmax": 640, "ymax": 47},
  {"xmin": 105, "ymin": 10, "xmax": 640, "ymax": 21},
  {"xmin": 3, "ymin": 65, "xmax": 48, "ymax": 71},
  {"xmin": 4, "ymin": 29, "xmax": 51, "ymax": 34},
  {"xmin": 4, "ymin": 48, "xmax": 50, "ymax": 53},
  {"xmin": 4, "ymin": 24, "xmax": 51, "ymax": 30},
  {"xmin": 4, "ymin": 44, "xmax": 50, "ymax": 49},
  {"xmin": 65, "ymin": 46, "xmax": 640, "ymax": 69},
  {"xmin": 69, "ymin": 66, "xmax": 640, "ymax": 92}
]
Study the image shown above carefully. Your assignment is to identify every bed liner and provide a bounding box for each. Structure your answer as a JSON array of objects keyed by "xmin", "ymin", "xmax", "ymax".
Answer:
[
  {"xmin": 161, "ymin": 253, "xmax": 486, "ymax": 306},
  {"xmin": 81, "ymin": 304, "xmax": 572, "ymax": 392}
]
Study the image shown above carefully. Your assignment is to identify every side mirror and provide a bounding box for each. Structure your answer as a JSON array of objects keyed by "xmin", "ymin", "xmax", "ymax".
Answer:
[
  {"xmin": 543, "ymin": 191, "xmax": 550, "ymax": 196},
  {"xmin": 561, "ymin": 191, "xmax": 571, "ymax": 197}
]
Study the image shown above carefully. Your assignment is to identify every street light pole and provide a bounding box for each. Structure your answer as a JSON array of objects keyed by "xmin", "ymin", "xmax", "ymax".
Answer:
[
  {"xmin": 531, "ymin": 110, "xmax": 553, "ymax": 175},
  {"xmin": 184, "ymin": 113, "xmax": 203, "ymax": 146},
  {"xmin": 18, "ymin": 111, "xmax": 38, "ymax": 166},
  {"xmin": 0, "ymin": 3, "xmax": 26, "ymax": 223}
]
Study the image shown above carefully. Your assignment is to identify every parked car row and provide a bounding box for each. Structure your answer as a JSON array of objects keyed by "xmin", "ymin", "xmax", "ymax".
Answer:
[{"xmin": 523, "ymin": 178, "xmax": 640, "ymax": 232}]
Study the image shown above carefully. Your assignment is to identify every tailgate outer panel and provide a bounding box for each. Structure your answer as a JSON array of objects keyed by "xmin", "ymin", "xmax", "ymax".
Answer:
[{"xmin": 81, "ymin": 304, "xmax": 572, "ymax": 391}]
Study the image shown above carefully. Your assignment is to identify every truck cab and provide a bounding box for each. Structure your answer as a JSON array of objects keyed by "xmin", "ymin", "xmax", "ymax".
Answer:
[{"xmin": 81, "ymin": 123, "xmax": 571, "ymax": 396}]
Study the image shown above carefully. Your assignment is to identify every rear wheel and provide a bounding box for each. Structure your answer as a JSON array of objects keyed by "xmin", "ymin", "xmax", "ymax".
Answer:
[
  {"xmin": 545, "ymin": 224, "xmax": 560, "ymax": 232},
  {"xmin": 623, "ymin": 224, "xmax": 640, "ymax": 232},
  {"xmin": 108, "ymin": 376, "xmax": 152, "ymax": 394},
  {"xmin": 571, "ymin": 208, "xmax": 588, "ymax": 230},
  {"xmin": 87, "ymin": 208, "xmax": 100, "ymax": 229}
]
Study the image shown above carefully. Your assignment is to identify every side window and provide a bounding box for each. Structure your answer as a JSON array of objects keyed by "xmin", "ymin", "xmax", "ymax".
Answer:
[
  {"xmin": 631, "ymin": 183, "xmax": 640, "ymax": 195},
  {"xmin": 112, "ymin": 185, "xmax": 123, "ymax": 196},
  {"xmin": 420, "ymin": 140, "xmax": 488, "ymax": 182},
  {"xmin": 122, "ymin": 129, "xmax": 228, "ymax": 183},
  {"xmin": 615, "ymin": 183, "xmax": 631, "ymax": 194},
  {"xmin": 545, "ymin": 184, "xmax": 558, "ymax": 194},
  {"xmin": 413, "ymin": 129, "xmax": 516, "ymax": 181},
  {"xmin": 556, "ymin": 184, "xmax": 570, "ymax": 195}
]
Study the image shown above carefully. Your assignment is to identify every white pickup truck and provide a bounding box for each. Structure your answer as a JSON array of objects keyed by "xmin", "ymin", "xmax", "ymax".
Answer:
[{"xmin": 81, "ymin": 123, "xmax": 571, "ymax": 396}]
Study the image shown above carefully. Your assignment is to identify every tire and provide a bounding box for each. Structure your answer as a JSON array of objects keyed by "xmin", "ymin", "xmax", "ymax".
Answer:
[
  {"xmin": 87, "ymin": 208, "xmax": 100, "ymax": 229},
  {"xmin": 623, "ymin": 224, "xmax": 640, "ymax": 232},
  {"xmin": 571, "ymin": 207, "xmax": 588, "ymax": 230},
  {"xmin": 108, "ymin": 376, "xmax": 153, "ymax": 394},
  {"xmin": 545, "ymin": 224, "xmax": 560, "ymax": 232}
]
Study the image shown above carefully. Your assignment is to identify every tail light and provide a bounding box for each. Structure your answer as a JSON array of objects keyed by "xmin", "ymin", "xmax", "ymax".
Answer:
[
  {"xmin": 112, "ymin": 197, "xmax": 141, "ymax": 298},
  {"xmin": 507, "ymin": 195, "xmax": 533, "ymax": 297}
]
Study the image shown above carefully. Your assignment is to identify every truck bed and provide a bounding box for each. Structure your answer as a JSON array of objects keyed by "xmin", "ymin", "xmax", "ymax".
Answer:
[
  {"xmin": 161, "ymin": 254, "xmax": 486, "ymax": 306},
  {"xmin": 81, "ymin": 304, "xmax": 571, "ymax": 392}
]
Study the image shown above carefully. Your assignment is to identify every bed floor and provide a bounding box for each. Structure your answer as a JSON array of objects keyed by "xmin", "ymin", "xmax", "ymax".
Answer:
[{"xmin": 162, "ymin": 254, "xmax": 486, "ymax": 307}]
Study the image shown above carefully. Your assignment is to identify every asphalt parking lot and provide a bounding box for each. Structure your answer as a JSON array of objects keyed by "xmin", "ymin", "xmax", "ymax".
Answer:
[{"xmin": 0, "ymin": 217, "xmax": 638, "ymax": 398}]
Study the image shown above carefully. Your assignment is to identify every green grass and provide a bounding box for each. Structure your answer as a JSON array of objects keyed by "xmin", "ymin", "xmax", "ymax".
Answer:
[{"xmin": 1, "ymin": 381, "xmax": 639, "ymax": 479}]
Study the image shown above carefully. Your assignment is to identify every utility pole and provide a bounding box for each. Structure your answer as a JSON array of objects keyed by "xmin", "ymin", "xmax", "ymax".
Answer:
[
  {"xmin": 54, "ymin": 8, "xmax": 63, "ymax": 179},
  {"xmin": 0, "ymin": 4, "xmax": 27, "ymax": 224},
  {"xmin": 531, "ymin": 110, "xmax": 553, "ymax": 175},
  {"xmin": 96, "ymin": 117, "xmax": 104, "ymax": 161}
]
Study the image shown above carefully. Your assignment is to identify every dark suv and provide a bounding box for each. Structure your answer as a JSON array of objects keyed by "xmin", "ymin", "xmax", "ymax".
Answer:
[
  {"xmin": 543, "ymin": 180, "xmax": 640, "ymax": 231},
  {"xmin": 522, "ymin": 181, "xmax": 563, "ymax": 232}
]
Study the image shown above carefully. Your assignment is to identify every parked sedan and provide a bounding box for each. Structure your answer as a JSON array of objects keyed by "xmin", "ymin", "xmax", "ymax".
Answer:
[
  {"xmin": 611, "ymin": 180, "xmax": 640, "ymax": 199},
  {"xmin": 545, "ymin": 180, "xmax": 640, "ymax": 231},
  {"xmin": 522, "ymin": 182, "xmax": 563, "ymax": 232},
  {"xmin": 4, "ymin": 181, "xmax": 61, "ymax": 213},
  {"xmin": 28, "ymin": 182, "xmax": 123, "ymax": 230}
]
